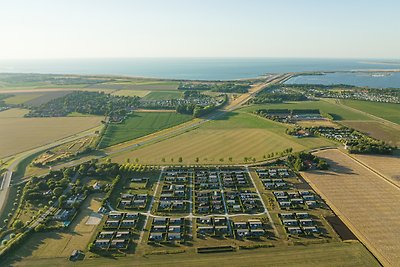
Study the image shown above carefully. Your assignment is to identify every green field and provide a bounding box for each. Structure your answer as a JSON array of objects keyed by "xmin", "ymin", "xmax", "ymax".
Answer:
[
  {"xmin": 341, "ymin": 99, "xmax": 400, "ymax": 124},
  {"xmin": 143, "ymin": 91, "xmax": 183, "ymax": 100},
  {"xmin": 240, "ymin": 100, "xmax": 371, "ymax": 121},
  {"xmin": 5, "ymin": 241, "xmax": 379, "ymax": 267},
  {"xmin": 99, "ymin": 112, "xmax": 193, "ymax": 148},
  {"xmin": 110, "ymin": 111, "xmax": 334, "ymax": 164}
]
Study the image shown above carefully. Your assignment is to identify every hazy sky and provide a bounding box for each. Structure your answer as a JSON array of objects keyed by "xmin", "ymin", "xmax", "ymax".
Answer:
[{"xmin": 0, "ymin": 0, "xmax": 399, "ymax": 59}]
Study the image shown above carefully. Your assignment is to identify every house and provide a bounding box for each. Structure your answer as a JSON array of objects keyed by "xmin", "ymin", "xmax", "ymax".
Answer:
[
  {"xmin": 152, "ymin": 225, "xmax": 167, "ymax": 232},
  {"xmin": 287, "ymin": 227, "xmax": 302, "ymax": 235},
  {"xmin": 250, "ymin": 229, "xmax": 265, "ymax": 237},
  {"xmin": 94, "ymin": 239, "xmax": 110, "ymax": 248},
  {"xmin": 234, "ymin": 222, "xmax": 248, "ymax": 229},
  {"xmin": 302, "ymin": 226, "xmax": 319, "ymax": 234},
  {"xmin": 110, "ymin": 239, "xmax": 127, "ymax": 249},
  {"xmin": 105, "ymin": 220, "xmax": 120, "ymax": 228},
  {"xmin": 109, "ymin": 212, "xmax": 123, "ymax": 220},
  {"xmin": 93, "ymin": 182, "xmax": 101, "ymax": 190},
  {"xmin": 299, "ymin": 219, "xmax": 314, "ymax": 226},
  {"xmin": 98, "ymin": 231, "xmax": 114, "ymax": 239},
  {"xmin": 282, "ymin": 219, "xmax": 298, "ymax": 226},
  {"xmin": 115, "ymin": 231, "xmax": 130, "ymax": 239},
  {"xmin": 280, "ymin": 213, "xmax": 294, "ymax": 219},
  {"xmin": 167, "ymin": 232, "xmax": 181, "ymax": 241},
  {"xmin": 169, "ymin": 218, "xmax": 183, "ymax": 225},
  {"xmin": 295, "ymin": 212, "xmax": 309, "ymax": 219},
  {"xmin": 120, "ymin": 219, "xmax": 136, "ymax": 227},
  {"xmin": 198, "ymin": 226, "xmax": 214, "ymax": 234},
  {"xmin": 249, "ymin": 220, "xmax": 263, "ymax": 229},
  {"xmin": 236, "ymin": 229, "xmax": 250, "ymax": 237},
  {"xmin": 168, "ymin": 226, "xmax": 181, "ymax": 233},
  {"xmin": 214, "ymin": 225, "xmax": 229, "ymax": 234},
  {"xmin": 149, "ymin": 232, "xmax": 163, "ymax": 241}
]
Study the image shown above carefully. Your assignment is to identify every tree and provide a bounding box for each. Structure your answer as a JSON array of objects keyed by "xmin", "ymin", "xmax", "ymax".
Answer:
[
  {"xmin": 58, "ymin": 195, "xmax": 67, "ymax": 208},
  {"xmin": 178, "ymin": 157, "xmax": 183, "ymax": 163},
  {"xmin": 12, "ymin": 219, "xmax": 24, "ymax": 230},
  {"xmin": 52, "ymin": 187, "xmax": 63, "ymax": 197}
]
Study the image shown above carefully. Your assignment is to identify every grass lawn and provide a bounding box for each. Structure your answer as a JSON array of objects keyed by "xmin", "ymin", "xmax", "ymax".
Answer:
[
  {"xmin": 142, "ymin": 91, "xmax": 182, "ymax": 100},
  {"xmin": 341, "ymin": 99, "xmax": 400, "ymax": 124},
  {"xmin": 240, "ymin": 100, "xmax": 371, "ymax": 121},
  {"xmin": 6, "ymin": 241, "xmax": 379, "ymax": 267},
  {"xmin": 98, "ymin": 112, "xmax": 193, "ymax": 148},
  {"xmin": 109, "ymin": 111, "xmax": 334, "ymax": 164}
]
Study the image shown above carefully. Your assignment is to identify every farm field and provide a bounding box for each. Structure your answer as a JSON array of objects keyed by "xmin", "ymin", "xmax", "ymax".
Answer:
[
  {"xmin": 142, "ymin": 90, "xmax": 182, "ymax": 100},
  {"xmin": 98, "ymin": 112, "xmax": 193, "ymax": 148},
  {"xmin": 302, "ymin": 149, "xmax": 400, "ymax": 267},
  {"xmin": 110, "ymin": 112, "xmax": 334, "ymax": 164},
  {"xmin": 6, "ymin": 194, "xmax": 103, "ymax": 261},
  {"xmin": 341, "ymin": 120, "xmax": 400, "ymax": 146},
  {"xmin": 0, "ymin": 116, "xmax": 103, "ymax": 158},
  {"xmin": 240, "ymin": 100, "xmax": 371, "ymax": 121},
  {"xmin": 3, "ymin": 93, "xmax": 44, "ymax": 104},
  {"xmin": 86, "ymin": 81, "xmax": 179, "ymax": 91},
  {"xmin": 111, "ymin": 90, "xmax": 150, "ymax": 97},
  {"xmin": 0, "ymin": 108, "xmax": 29, "ymax": 118},
  {"xmin": 350, "ymin": 153, "xmax": 400, "ymax": 187},
  {"xmin": 7, "ymin": 241, "xmax": 379, "ymax": 267},
  {"xmin": 341, "ymin": 99, "xmax": 400, "ymax": 124}
]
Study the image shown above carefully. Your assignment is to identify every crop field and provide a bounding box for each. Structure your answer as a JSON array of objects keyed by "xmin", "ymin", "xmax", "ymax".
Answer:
[
  {"xmin": 341, "ymin": 120, "xmax": 400, "ymax": 146},
  {"xmin": 86, "ymin": 81, "xmax": 179, "ymax": 91},
  {"xmin": 3, "ymin": 93, "xmax": 44, "ymax": 104},
  {"xmin": 0, "ymin": 108, "xmax": 29, "ymax": 118},
  {"xmin": 6, "ymin": 241, "xmax": 378, "ymax": 267},
  {"xmin": 110, "ymin": 112, "xmax": 334, "ymax": 164},
  {"xmin": 302, "ymin": 149, "xmax": 400, "ymax": 267},
  {"xmin": 6, "ymin": 194, "xmax": 103, "ymax": 261},
  {"xmin": 111, "ymin": 89, "xmax": 150, "ymax": 97},
  {"xmin": 240, "ymin": 100, "xmax": 371, "ymax": 121},
  {"xmin": 341, "ymin": 99, "xmax": 400, "ymax": 124},
  {"xmin": 142, "ymin": 91, "xmax": 182, "ymax": 100},
  {"xmin": 99, "ymin": 112, "xmax": 193, "ymax": 148},
  {"xmin": 0, "ymin": 116, "xmax": 103, "ymax": 158},
  {"xmin": 350, "ymin": 153, "xmax": 400, "ymax": 187}
]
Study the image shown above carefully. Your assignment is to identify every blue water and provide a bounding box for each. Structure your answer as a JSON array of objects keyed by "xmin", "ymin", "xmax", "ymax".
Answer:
[
  {"xmin": 286, "ymin": 72, "xmax": 400, "ymax": 88},
  {"xmin": 0, "ymin": 58, "xmax": 400, "ymax": 81}
]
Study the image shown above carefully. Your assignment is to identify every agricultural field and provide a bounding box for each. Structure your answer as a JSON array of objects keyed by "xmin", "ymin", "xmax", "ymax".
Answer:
[
  {"xmin": 98, "ymin": 112, "xmax": 193, "ymax": 148},
  {"xmin": 350, "ymin": 153, "xmax": 400, "ymax": 187},
  {"xmin": 240, "ymin": 100, "xmax": 371, "ymax": 121},
  {"xmin": 142, "ymin": 91, "xmax": 183, "ymax": 100},
  {"xmin": 341, "ymin": 99, "xmax": 400, "ymax": 124},
  {"xmin": 341, "ymin": 120, "xmax": 400, "ymax": 146},
  {"xmin": 3, "ymin": 93, "xmax": 44, "ymax": 105},
  {"xmin": 0, "ymin": 116, "xmax": 103, "ymax": 158},
  {"xmin": 110, "ymin": 112, "xmax": 334, "ymax": 164},
  {"xmin": 86, "ymin": 81, "xmax": 179, "ymax": 91},
  {"xmin": 0, "ymin": 108, "xmax": 29, "ymax": 118},
  {"xmin": 111, "ymin": 90, "xmax": 150, "ymax": 97},
  {"xmin": 302, "ymin": 149, "xmax": 400, "ymax": 267},
  {"xmin": 6, "ymin": 241, "xmax": 378, "ymax": 267}
]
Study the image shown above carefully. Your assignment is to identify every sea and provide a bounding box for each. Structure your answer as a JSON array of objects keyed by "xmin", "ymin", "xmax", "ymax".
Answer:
[{"xmin": 1, "ymin": 58, "xmax": 400, "ymax": 87}]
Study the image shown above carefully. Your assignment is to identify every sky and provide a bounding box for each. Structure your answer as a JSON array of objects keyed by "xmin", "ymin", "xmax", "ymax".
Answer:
[{"xmin": 0, "ymin": 0, "xmax": 399, "ymax": 59}]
